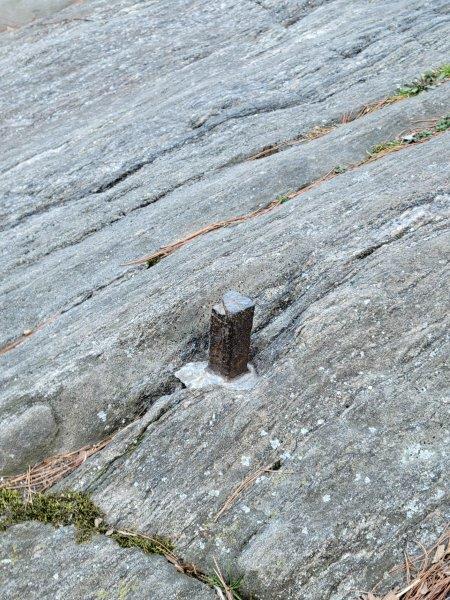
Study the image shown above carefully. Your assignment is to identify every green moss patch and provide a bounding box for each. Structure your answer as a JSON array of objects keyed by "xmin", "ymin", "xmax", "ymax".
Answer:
[
  {"xmin": 0, "ymin": 489, "xmax": 102, "ymax": 542},
  {"xmin": 435, "ymin": 114, "xmax": 450, "ymax": 132},
  {"xmin": 0, "ymin": 489, "xmax": 247, "ymax": 598},
  {"xmin": 0, "ymin": 488, "xmax": 173, "ymax": 554}
]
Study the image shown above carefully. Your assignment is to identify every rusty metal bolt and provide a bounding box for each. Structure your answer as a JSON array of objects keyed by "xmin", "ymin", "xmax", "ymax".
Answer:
[{"xmin": 208, "ymin": 290, "xmax": 255, "ymax": 379}]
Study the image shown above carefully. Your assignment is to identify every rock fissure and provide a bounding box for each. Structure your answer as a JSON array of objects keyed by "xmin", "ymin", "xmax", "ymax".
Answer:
[
  {"xmin": 128, "ymin": 119, "xmax": 449, "ymax": 269},
  {"xmin": 1, "ymin": 2, "xmax": 449, "ymax": 597},
  {"xmin": 0, "ymin": 488, "xmax": 252, "ymax": 599},
  {"xmin": 84, "ymin": 394, "xmax": 183, "ymax": 495}
]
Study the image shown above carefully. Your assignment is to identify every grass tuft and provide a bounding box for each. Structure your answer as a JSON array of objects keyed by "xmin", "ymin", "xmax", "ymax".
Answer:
[
  {"xmin": 204, "ymin": 559, "xmax": 245, "ymax": 600},
  {"xmin": 111, "ymin": 530, "xmax": 174, "ymax": 556},
  {"xmin": 368, "ymin": 116, "xmax": 448, "ymax": 158},
  {"xmin": 397, "ymin": 64, "xmax": 450, "ymax": 97}
]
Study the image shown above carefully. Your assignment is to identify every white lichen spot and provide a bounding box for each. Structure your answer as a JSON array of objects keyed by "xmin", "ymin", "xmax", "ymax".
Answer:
[
  {"xmin": 280, "ymin": 451, "xmax": 291, "ymax": 461},
  {"xmin": 300, "ymin": 427, "xmax": 309, "ymax": 435},
  {"xmin": 322, "ymin": 494, "xmax": 331, "ymax": 503},
  {"xmin": 317, "ymin": 419, "xmax": 325, "ymax": 425},
  {"xmin": 404, "ymin": 498, "xmax": 420, "ymax": 518},
  {"xmin": 270, "ymin": 438, "xmax": 281, "ymax": 449},
  {"xmin": 432, "ymin": 488, "xmax": 445, "ymax": 501},
  {"xmin": 354, "ymin": 473, "xmax": 361, "ymax": 482},
  {"xmin": 402, "ymin": 443, "xmax": 436, "ymax": 464},
  {"xmin": 209, "ymin": 490, "xmax": 220, "ymax": 497},
  {"xmin": 179, "ymin": 493, "xmax": 187, "ymax": 500},
  {"xmin": 364, "ymin": 477, "xmax": 371, "ymax": 484},
  {"xmin": 241, "ymin": 455, "xmax": 251, "ymax": 466},
  {"xmin": 260, "ymin": 429, "xmax": 268, "ymax": 437},
  {"xmin": 97, "ymin": 410, "xmax": 107, "ymax": 422},
  {"xmin": 241, "ymin": 505, "xmax": 251, "ymax": 514},
  {"xmin": 214, "ymin": 538, "xmax": 230, "ymax": 553},
  {"xmin": 302, "ymin": 527, "xmax": 308, "ymax": 534}
]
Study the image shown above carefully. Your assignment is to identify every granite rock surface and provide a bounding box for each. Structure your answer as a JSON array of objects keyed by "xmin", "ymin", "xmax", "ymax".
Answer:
[
  {"xmin": 0, "ymin": 0, "xmax": 449, "ymax": 598},
  {"xmin": 0, "ymin": 522, "xmax": 215, "ymax": 599}
]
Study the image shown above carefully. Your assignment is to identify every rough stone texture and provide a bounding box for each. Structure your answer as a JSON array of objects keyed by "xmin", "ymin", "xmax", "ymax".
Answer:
[
  {"xmin": 1, "ymin": 0, "xmax": 449, "ymax": 472},
  {"xmin": 0, "ymin": 522, "xmax": 216, "ymax": 599},
  {"xmin": 0, "ymin": 403, "xmax": 57, "ymax": 470},
  {"xmin": 61, "ymin": 140, "xmax": 450, "ymax": 599},
  {"xmin": 0, "ymin": 0, "xmax": 449, "ymax": 597},
  {"xmin": 0, "ymin": 0, "xmax": 76, "ymax": 29}
]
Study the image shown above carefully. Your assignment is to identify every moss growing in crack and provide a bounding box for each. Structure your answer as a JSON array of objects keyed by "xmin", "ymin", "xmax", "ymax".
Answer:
[
  {"xmin": 368, "ymin": 116, "xmax": 448, "ymax": 158},
  {"xmin": 277, "ymin": 194, "xmax": 291, "ymax": 205},
  {"xmin": 0, "ymin": 489, "xmax": 173, "ymax": 555},
  {"xmin": 435, "ymin": 114, "xmax": 450, "ymax": 132},
  {"xmin": 409, "ymin": 129, "xmax": 433, "ymax": 141},
  {"xmin": 368, "ymin": 139, "xmax": 404, "ymax": 157},
  {"xmin": 397, "ymin": 64, "xmax": 450, "ymax": 97},
  {"xmin": 0, "ymin": 489, "xmax": 103, "ymax": 542},
  {"xmin": 111, "ymin": 530, "xmax": 174, "ymax": 556},
  {"xmin": 0, "ymin": 489, "xmax": 252, "ymax": 597},
  {"xmin": 145, "ymin": 254, "xmax": 164, "ymax": 268},
  {"xmin": 401, "ymin": 116, "xmax": 449, "ymax": 140}
]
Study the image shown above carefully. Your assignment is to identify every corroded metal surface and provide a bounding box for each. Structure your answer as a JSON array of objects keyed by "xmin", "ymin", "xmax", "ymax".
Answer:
[{"xmin": 208, "ymin": 291, "xmax": 254, "ymax": 379}]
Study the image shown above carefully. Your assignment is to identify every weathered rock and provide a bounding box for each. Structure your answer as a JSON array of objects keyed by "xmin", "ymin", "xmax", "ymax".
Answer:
[
  {"xmin": 0, "ymin": 404, "xmax": 57, "ymax": 474},
  {"xmin": 0, "ymin": 522, "xmax": 215, "ymax": 599},
  {"xmin": 1, "ymin": 51, "xmax": 449, "ymax": 471},
  {"xmin": 0, "ymin": 0, "xmax": 449, "ymax": 597},
  {"xmin": 0, "ymin": 0, "xmax": 76, "ymax": 29},
  {"xmin": 60, "ymin": 141, "xmax": 449, "ymax": 598}
]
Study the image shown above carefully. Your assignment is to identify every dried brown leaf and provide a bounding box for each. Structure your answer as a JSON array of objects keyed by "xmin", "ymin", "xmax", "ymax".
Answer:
[
  {"xmin": 419, "ymin": 581, "xmax": 428, "ymax": 594},
  {"xmin": 432, "ymin": 544, "xmax": 446, "ymax": 563},
  {"xmin": 397, "ymin": 578, "xmax": 421, "ymax": 597}
]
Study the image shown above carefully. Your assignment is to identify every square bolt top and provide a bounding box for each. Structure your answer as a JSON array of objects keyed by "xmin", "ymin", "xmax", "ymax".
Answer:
[{"xmin": 214, "ymin": 290, "xmax": 255, "ymax": 316}]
